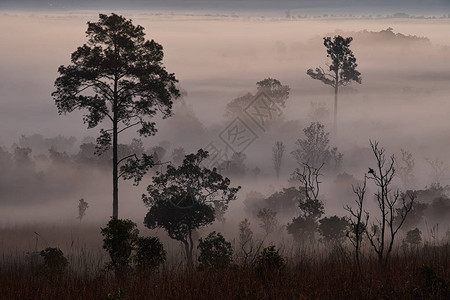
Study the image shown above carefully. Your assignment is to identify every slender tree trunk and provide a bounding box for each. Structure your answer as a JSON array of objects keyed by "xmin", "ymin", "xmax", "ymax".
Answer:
[
  {"xmin": 113, "ymin": 120, "xmax": 118, "ymax": 218},
  {"xmin": 334, "ymin": 76, "xmax": 338, "ymax": 135},
  {"xmin": 112, "ymin": 74, "xmax": 119, "ymax": 218},
  {"xmin": 183, "ymin": 239, "xmax": 193, "ymax": 268}
]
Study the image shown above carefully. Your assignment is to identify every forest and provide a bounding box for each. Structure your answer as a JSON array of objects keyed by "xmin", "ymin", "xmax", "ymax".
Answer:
[{"xmin": 0, "ymin": 8, "xmax": 450, "ymax": 300}]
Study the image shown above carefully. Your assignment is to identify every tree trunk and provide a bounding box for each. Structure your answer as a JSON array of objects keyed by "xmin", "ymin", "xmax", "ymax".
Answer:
[
  {"xmin": 113, "ymin": 120, "xmax": 118, "ymax": 218},
  {"xmin": 334, "ymin": 80, "xmax": 338, "ymax": 135},
  {"xmin": 183, "ymin": 239, "xmax": 193, "ymax": 268},
  {"xmin": 112, "ymin": 70, "xmax": 119, "ymax": 218}
]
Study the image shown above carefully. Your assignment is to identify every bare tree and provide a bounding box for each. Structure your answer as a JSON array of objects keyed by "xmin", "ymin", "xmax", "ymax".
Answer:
[
  {"xmin": 272, "ymin": 141, "xmax": 285, "ymax": 181},
  {"xmin": 238, "ymin": 219, "xmax": 264, "ymax": 267},
  {"xmin": 396, "ymin": 149, "xmax": 415, "ymax": 189},
  {"xmin": 365, "ymin": 141, "xmax": 415, "ymax": 264},
  {"xmin": 287, "ymin": 163, "xmax": 325, "ymax": 243},
  {"xmin": 344, "ymin": 177, "xmax": 368, "ymax": 268}
]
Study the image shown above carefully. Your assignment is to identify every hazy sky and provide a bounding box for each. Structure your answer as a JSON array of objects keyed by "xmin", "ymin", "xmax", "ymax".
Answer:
[
  {"xmin": 1, "ymin": 0, "xmax": 450, "ymax": 14},
  {"xmin": 1, "ymin": 8, "xmax": 450, "ymax": 226}
]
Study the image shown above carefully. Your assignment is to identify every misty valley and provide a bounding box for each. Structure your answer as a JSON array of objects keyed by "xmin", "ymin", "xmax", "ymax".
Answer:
[{"xmin": 0, "ymin": 8, "xmax": 450, "ymax": 300}]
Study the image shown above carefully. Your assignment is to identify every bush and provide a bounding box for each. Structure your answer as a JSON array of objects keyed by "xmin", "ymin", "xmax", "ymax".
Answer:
[
  {"xmin": 198, "ymin": 231, "xmax": 233, "ymax": 270},
  {"xmin": 256, "ymin": 245, "xmax": 285, "ymax": 271},
  {"xmin": 101, "ymin": 218, "xmax": 139, "ymax": 275},
  {"xmin": 318, "ymin": 215, "xmax": 349, "ymax": 244},
  {"xmin": 135, "ymin": 236, "xmax": 166, "ymax": 272},
  {"xmin": 39, "ymin": 247, "xmax": 68, "ymax": 275}
]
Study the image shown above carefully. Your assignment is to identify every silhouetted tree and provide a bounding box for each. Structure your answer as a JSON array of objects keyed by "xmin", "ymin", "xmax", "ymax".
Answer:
[
  {"xmin": 406, "ymin": 228, "xmax": 422, "ymax": 246},
  {"xmin": 135, "ymin": 236, "xmax": 166, "ymax": 273},
  {"xmin": 287, "ymin": 163, "xmax": 325, "ymax": 243},
  {"xmin": 143, "ymin": 149, "xmax": 240, "ymax": 267},
  {"xmin": 77, "ymin": 198, "xmax": 89, "ymax": 223},
  {"xmin": 52, "ymin": 13, "xmax": 179, "ymax": 218},
  {"xmin": 272, "ymin": 141, "xmax": 285, "ymax": 181},
  {"xmin": 238, "ymin": 219, "xmax": 263, "ymax": 266},
  {"xmin": 256, "ymin": 78, "xmax": 290, "ymax": 107},
  {"xmin": 318, "ymin": 215, "xmax": 350, "ymax": 244},
  {"xmin": 197, "ymin": 231, "xmax": 233, "ymax": 270},
  {"xmin": 307, "ymin": 35, "xmax": 361, "ymax": 133},
  {"xmin": 225, "ymin": 78, "xmax": 290, "ymax": 117},
  {"xmin": 244, "ymin": 187, "xmax": 303, "ymax": 219},
  {"xmin": 292, "ymin": 122, "xmax": 342, "ymax": 171},
  {"xmin": 101, "ymin": 218, "xmax": 139, "ymax": 276},
  {"xmin": 344, "ymin": 177, "xmax": 368, "ymax": 267},
  {"xmin": 365, "ymin": 141, "xmax": 415, "ymax": 264}
]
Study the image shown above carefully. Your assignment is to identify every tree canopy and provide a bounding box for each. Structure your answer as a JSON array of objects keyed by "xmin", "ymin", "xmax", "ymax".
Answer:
[
  {"xmin": 307, "ymin": 35, "xmax": 361, "ymax": 133},
  {"xmin": 52, "ymin": 13, "xmax": 180, "ymax": 217},
  {"xmin": 143, "ymin": 149, "xmax": 240, "ymax": 266}
]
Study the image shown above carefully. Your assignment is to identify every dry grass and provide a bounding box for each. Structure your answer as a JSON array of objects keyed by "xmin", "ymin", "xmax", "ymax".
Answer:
[{"xmin": 0, "ymin": 224, "xmax": 449, "ymax": 299}]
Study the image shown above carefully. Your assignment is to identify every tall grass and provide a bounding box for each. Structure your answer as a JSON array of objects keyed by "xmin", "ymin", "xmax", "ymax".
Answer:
[{"xmin": 0, "ymin": 224, "xmax": 449, "ymax": 299}]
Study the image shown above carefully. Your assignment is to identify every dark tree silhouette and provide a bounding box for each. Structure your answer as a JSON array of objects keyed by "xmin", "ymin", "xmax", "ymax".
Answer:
[
  {"xmin": 272, "ymin": 141, "xmax": 285, "ymax": 181},
  {"xmin": 287, "ymin": 163, "xmax": 325, "ymax": 243},
  {"xmin": 307, "ymin": 35, "xmax": 361, "ymax": 133},
  {"xmin": 318, "ymin": 215, "xmax": 350, "ymax": 244},
  {"xmin": 143, "ymin": 149, "xmax": 240, "ymax": 267},
  {"xmin": 77, "ymin": 198, "xmax": 89, "ymax": 223},
  {"xmin": 225, "ymin": 78, "xmax": 290, "ymax": 117},
  {"xmin": 52, "ymin": 13, "xmax": 180, "ymax": 218},
  {"xmin": 344, "ymin": 177, "xmax": 368, "ymax": 268},
  {"xmin": 365, "ymin": 141, "xmax": 415, "ymax": 264}
]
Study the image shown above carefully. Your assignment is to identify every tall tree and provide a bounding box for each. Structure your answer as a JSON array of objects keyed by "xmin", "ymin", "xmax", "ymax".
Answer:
[
  {"xmin": 365, "ymin": 141, "xmax": 415, "ymax": 264},
  {"xmin": 143, "ymin": 149, "xmax": 240, "ymax": 266},
  {"xmin": 307, "ymin": 36, "xmax": 361, "ymax": 133},
  {"xmin": 291, "ymin": 122, "xmax": 342, "ymax": 171},
  {"xmin": 52, "ymin": 13, "xmax": 179, "ymax": 218},
  {"xmin": 272, "ymin": 141, "xmax": 285, "ymax": 181}
]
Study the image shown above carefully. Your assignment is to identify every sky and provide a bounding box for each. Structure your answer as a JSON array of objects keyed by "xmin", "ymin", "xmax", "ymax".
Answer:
[
  {"xmin": 1, "ymin": 0, "xmax": 450, "ymax": 15},
  {"xmin": 0, "ymin": 2, "xmax": 450, "ymax": 234}
]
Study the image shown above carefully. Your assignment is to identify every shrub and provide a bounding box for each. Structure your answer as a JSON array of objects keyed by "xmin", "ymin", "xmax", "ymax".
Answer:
[
  {"xmin": 101, "ymin": 218, "xmax": 139, "ymax": 275},
  {"xmin": 198, "ymin": 231, "xmax": 233, "ymax": 270},
  {"xmin": 39, "ymin": 247, "xmax": 68, "ymax": 275},
  {"xmin": 256, "ymin": 245, "xmax": 285, "ymax": 271},
  {"xmin": 135, "ymin": 236, "xmax": 166, "ymax": 272}
]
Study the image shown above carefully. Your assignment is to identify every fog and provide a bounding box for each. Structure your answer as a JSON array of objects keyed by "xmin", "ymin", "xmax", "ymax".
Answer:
[{"xmin": 1, "ymin": 10, "xmax": 450, "ymax": 248}]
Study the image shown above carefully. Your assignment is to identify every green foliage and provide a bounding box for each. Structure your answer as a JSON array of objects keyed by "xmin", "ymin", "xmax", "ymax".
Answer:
[
  {"xmin": 39, "ymin": 247, "xmax": 68, "ymax": 275},
  {"xmin": 318, "ymin": 216, "xmax": 350, "ymax": 243},
  {"xmin": 256, "ymin": 245, "xmax": 285, "ymax": 271},
  {"xmin": 135, "ymin": 236, "xmax": 166, "ymax": 272},
  {"xmin": 101, "ymin": 218, "xmax": 139, "ymax": 275},
  {"xmin": 198, "ymin": 231, "xmax": 233, "ymax": 270}
]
